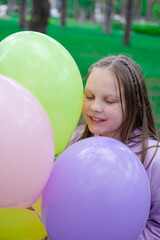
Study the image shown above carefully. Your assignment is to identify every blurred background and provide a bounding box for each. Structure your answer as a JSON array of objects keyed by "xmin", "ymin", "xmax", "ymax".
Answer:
[{"xmin": 0, "ymin": 0, "xmax": 160, "ymax": 128}]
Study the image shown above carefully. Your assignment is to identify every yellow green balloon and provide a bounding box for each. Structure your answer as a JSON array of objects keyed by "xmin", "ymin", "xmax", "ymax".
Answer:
[
  {"xmin": 0, "ymin": 198, "xmax": 47, "ymax": 240},
  {"xmin": 0, "ymin": 31, "xmax": 83, "ymax": 155}
]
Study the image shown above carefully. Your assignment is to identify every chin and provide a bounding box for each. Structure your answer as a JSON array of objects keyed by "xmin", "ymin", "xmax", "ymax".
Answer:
[{"xmin": 88, "ymin": 127, "xmax": 102, "ymax": 135}]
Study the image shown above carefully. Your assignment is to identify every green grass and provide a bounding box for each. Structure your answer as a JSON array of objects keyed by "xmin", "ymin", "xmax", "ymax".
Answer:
[{"xmin": 0, "ymin": 14, "xmax": 160, "ymax": 130}]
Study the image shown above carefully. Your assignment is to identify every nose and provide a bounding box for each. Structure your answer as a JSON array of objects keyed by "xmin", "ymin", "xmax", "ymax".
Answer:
[{"xmin": 90, "ymin": 100, "xmax": 103, "ymax": 112}]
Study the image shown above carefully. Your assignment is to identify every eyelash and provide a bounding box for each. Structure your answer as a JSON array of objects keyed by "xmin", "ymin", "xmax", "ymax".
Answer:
[
  {"xmin": 85, "ymin": 96, "xmax": 116, "ymax": 104},
  {"xmin": 105, "ymin": 100, "xmax": 115, "ymax": 104},
  {"xmin": 85, "ymin": 96, "xmax": 94, "ymax": 100}
]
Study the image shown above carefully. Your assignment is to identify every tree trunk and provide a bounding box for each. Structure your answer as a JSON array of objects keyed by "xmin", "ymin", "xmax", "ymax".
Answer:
[
  {"xmin": 135, "ymin": 0, "xmax": 143, "ymax": 20},
  {"xmin": 74, "ymin": 0, "xmax": 79, "ymax": 20},
  {"xmin": 7, "ymin": 0, "xmax": 16, "ymax": 14},
  {"xmin": 79, "ymin": 8, "xmax": 87, "ymax": 22},
  {"xmin": 19, "ymin": 0, "xmax": 27, "ymax": 29},
  {"xmin": 61, "ymin": 0, "xmax": 66, "ymax": 28},
  {"xmin": 146, "ymin": 0, "xmax": 153, "ymax": 21},
  {"xmin": 121, "ymin": 0, "xmax": 126, "ymax": 19},
  {"xmin": 104, "ymin": 0, "xmax": 113, "ymax": 34},
  {"xmin": 29, "ymin": 0, "xmax": 50, "ymax": 33},
  {"xmin": 91, "ymin": 11, "xmax": 95, "ymax": 24},
  {"xmin": 123, "ymin": 0, "xmax": 135, "ymax": 45}
]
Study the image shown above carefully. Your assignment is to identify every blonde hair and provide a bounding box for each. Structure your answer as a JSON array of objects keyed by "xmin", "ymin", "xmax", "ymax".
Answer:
[{"xmin": 80, "ymin": 55, "xmax": 159, "ymax": 169}]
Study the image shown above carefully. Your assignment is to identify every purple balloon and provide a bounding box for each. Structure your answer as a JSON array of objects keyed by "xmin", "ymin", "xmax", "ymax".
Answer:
[{"xmin": 42, "ymin": 136, "xmax": 150, "ymax": 240}]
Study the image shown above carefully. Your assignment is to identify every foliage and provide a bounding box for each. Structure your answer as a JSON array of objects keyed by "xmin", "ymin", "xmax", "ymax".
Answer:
[
  {"xmin": 0, "ymin": 0, "xmax": 7, "ymax": 4},
  {"xmin": 78, "ymin": 0, "xmax": 95, "ymax": 8},
  {"xmin": 66, "ymin": 0, "xmax": 95, "ymax": 18},
  {"xmin": 79, "ymin": 0, "xmax": 95, "ymax": 18},
  {"xmin": 112, "ymin": 20, "xmax": 125, "ymax": 29},
  {"xmin": 67, "ymin": 0, "xmax": 74, "ymax": 17},
  {"xmin": 15, "ymin": 0, "xmax": 32, "ymax": 9},
  {"xmin": 112, "ymin": 20, "xmax": 160, "ymax": 36},
  {"xmin": 133, "ymin": 22, "xmax": 160, "ymax": 36},
  {"xmin": 113, "ymin": 0, "xmax": 121, "ymax": 14},
  {"xmin": 153, "ymin": 0, "xmax": 160, "ymax": 20},
  {"xmin": 141, "ymin": 0, "xmax": 147, "ymax": 16}
]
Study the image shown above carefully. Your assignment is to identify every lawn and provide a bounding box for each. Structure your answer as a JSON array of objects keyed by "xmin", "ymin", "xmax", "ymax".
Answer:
[{"xmin": 0, "ymin": 14, "xmax": 160, "ymax": 130}]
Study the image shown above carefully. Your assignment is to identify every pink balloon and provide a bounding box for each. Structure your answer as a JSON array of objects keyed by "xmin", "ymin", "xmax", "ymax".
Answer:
[{"xmin": 0, "ymin": 74, "xmax": 55, "ymax": 208}]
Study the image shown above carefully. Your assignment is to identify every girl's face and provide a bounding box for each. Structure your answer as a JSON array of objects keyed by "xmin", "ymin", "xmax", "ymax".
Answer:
[{"xmin": 82, "ymin": 67, "xmax": 125, "ymax": 140}]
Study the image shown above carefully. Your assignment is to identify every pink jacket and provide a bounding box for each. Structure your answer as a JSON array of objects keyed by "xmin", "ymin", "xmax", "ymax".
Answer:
[{"xmin": 68, "ymin": 125, "xmax": 160, "ymax": 239}]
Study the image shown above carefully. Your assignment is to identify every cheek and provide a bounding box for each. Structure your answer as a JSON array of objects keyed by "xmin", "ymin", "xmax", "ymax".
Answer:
[
  {"xmin": 82, "ymin": 100, "xmax": 90, "ymax": 123},
  {"xmin": 82, "ymin": 99, "xmax": 88, "ymax": 114},
  {"xmin": 108, "ymin": 105, "xmax": 123, "ymax": 119},
  {"xmin": 82, "ymin": 101, "xmax": 86, "ymax": 117},
  {"xmin": 117, "ymin": 105, "xmax": 123, "ymax": 118}
]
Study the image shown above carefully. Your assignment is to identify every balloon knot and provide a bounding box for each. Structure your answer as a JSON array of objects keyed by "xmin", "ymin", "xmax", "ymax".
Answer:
[{"xmin": 27, "ymin": 206, "xmax": 35, "ymax": 211}]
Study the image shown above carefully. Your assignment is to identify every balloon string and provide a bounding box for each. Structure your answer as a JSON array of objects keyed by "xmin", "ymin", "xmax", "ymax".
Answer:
[
  {"xmin": 27, "ymin": 207, "xmax": 49, "ymax": 239},
  {"xmin": 27, "ymin": 206, "xmax": 44, "ymax": 224}
]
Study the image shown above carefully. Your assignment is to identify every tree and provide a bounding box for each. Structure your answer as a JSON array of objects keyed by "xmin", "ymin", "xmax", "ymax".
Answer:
[
  {"xmin": 29, "ymin": 0, "xmax": 50, "ymax": 33},
  {"xmin": 123, "ymin": 0, "xmax": 135, "ymax": 45},
  {"xmin": 19, "ymin": 0, "xmax": 27, "ymax": 28},
  {"xmin": 7, "ymin": 0, "xmax": 16, "ymax": 14},
  {"xmin": 74, "ymin": 0, "xmax": 80, "ymax": 20},
  {"xmin": 61, "ymin": 0, "xmax": 66, "ymax": 27},
  {"xmin": 78, "ymin": 0, "xmax": 95, "ymax": 22},
  {"xmin": 146, "ymin": 0, "xmax": 153, "ymax": 21},
  {"xmin": 113, "ymin": 0, "xmax": 121, "ymax": 14},
  {"xmin": 104, "ymin": 0, "xmax": 113, "ymax": 34},
  {"xmin": 135, "ymin": 0, "xmax": 143, "ymax": 19},
  {"xmin": 121, "ymin": 0, "xmax": 126, "ymax": 19},
  {"xmin": 153, "ymin": 0, "xmax": 160, "ymax": 20}
]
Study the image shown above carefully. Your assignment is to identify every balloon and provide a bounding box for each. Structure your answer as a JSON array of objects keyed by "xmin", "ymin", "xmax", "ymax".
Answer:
[
  {"xmin": 0, "ymin": 74, "xmax": 54, "ymax": 208},
  {"xmin": 0, "ymin": 31, "xmax": 83, "ymax": 155},
  {"xmin": 0, "ymin": 198, "xmax": 47, "ymax": 240},
  {"xmin": 42, "ymin": 136, "xmax": 150, "ymax": 240}
]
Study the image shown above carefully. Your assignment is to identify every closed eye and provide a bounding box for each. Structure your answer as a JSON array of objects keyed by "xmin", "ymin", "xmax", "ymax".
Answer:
[
  {"xmin": 85, "ymin": 95, "xmax": 94, "ymax": 100},
  {"xmin": 105, "ymin": 99, "xmax": 117, "ymax": 104}
]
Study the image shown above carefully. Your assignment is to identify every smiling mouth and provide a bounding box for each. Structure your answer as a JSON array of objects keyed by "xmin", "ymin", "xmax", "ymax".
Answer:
[{"xmin": 90, "ymin": 116, "xmax": 105, "ymax": 122}]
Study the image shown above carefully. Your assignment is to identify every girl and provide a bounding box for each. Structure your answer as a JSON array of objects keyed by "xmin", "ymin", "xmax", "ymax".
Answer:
[{"xmin": 68, "ymin": 55, "xmax": 160, "ymax": 239}]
